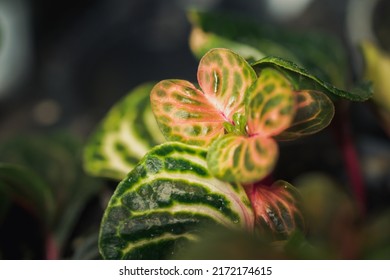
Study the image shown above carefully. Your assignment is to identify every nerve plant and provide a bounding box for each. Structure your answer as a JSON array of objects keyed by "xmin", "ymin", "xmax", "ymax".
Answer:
[{"xmin": 83, "ymin": 43, "xmax": 371, "ymax": 259}]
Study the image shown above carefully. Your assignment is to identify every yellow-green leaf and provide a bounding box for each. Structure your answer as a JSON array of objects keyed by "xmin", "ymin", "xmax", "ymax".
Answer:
[
  {"xmin": 246, "ymin": 68, "xmax": 295, "ymax": 137},
  {"xmin": 207, "ymin": 134, "xmax": 278, "ymax": 183}
]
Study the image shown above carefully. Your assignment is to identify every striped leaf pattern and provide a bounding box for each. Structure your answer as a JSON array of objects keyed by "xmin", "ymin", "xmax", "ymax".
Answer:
[
  {"xmin": 246, "ymin": 68, "xmax": 295, "ymax": 137},
  {"xmin": 150, "ymin": 80, "xmax": 226, "ymax": 147},
  {"xmin": 99, "ymin": 142, "xmax": 254, "ymax": 259},
  {"xmin": 277, "ymin": 90, "xmax": 335, "ymax": 140},
  {"xmin": 246, "ymin": 180, "xmax": 304, "ymax": 239},
  {"xmin": 197, "ymin": 48, "xmax": 257, "ymax": 119},
  {"xmin": 207, "ymin": 68, "xmax": 296, "ymax": 183},
  {"xmin": 84, "ymin": 83, "xmax": 165, "ymax": 181},
  {"xmin": 207, "ymin": 134, "xmax": 278, "ymax": 183}
]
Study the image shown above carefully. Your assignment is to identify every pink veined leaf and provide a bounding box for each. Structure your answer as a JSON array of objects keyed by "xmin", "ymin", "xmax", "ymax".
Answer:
[
  {"xmin": 150, "ymin": 79, "xmax": 226, "ymax": 147},
  {"xmin": 276, "ymin": 90, "xmax": 335, "ymax": 141},
  {"xmin": 246, "ymin": 68, "xmax": 295, "ymax": 137},
  {"xmin": 198, "ymin": 48, "xmax": 257, "ymax": 120},
  {"xmin": 245, "ymin": 180, "xmax": 304, "ymax": 238},
  {"xmin": 151, "ymin": 48, "xmax": 257, "ymax": 147},
  {"xmin": 207, "ymin": 134, "xmax": 278, "ymax": 183}
]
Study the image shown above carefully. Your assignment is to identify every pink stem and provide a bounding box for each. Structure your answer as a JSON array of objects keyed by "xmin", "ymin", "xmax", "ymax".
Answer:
[
  {"xmin": 333, "ymin": 103, "xmax": 366, "ymax": 216},
  {"xmin": 45, "ymin": 231, "xmax": 59, "ymax": 260}
]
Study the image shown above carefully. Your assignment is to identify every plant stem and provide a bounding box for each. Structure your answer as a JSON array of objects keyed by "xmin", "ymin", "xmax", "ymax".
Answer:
[
  {"xmin": 45, "ymin": 231, "xmax": 59, "ymax": 259},
  {"xmin": 333, "ymin": 102, "xmax": 367, "ymax": 216}
]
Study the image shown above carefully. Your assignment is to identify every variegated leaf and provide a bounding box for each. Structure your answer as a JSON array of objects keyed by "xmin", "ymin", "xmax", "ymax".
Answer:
[
  {"xmin": 84, "ymin": 83, "xmax": 165, "ymax": 181},
  {"xmin": 277, "ymin": 90, "xmax": 335, "ymax": 140},
  {"xmin": 150, "ymin": 80, "xmax": 226, "ymax": 147},
  {"xmin": 151, "ymin": 48, "xmax": 257, "ymax": 147},
  {"xmin": 246, "ymin": 180, "xmax": 304, "ymax": 238},
  {"xmin": 246, "ymin": 68, "xmax": 295, "ymax": 137},
  {"xmin": 99, "ymin": 142, "xmax": 254, "ymax": 259},
  {"xmin": 207, "ymin": 134, "xmax": 278, "ymax": 183},
  {"xmin": 252, "ymin": 56, "xmax": 372, "ymax": 101},
  {"xmin": 197, "ymin": 48, "xmax": 257, "ymax": 119}
]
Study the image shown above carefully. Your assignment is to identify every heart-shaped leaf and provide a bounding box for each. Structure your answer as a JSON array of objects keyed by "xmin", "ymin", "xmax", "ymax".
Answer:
[
  {"xmin": 206, "ymin": 68, "xmax": 295, "ymax": 183},
  {"xmin": 150, "ymin": 79, "xmax": 227, "ymax": 147},
  {"xmin": 197, "ymin": 48, "xmax": 258, "ymax": 119},
  {"xmin": 247, "ymin": 180, "xmax": 304, "ymax": 239},
  {"xmin": 207, "ymin": 134, "xmax": 278, "ymax": 184},
  {"xmin": 151, "ymin": 48, "xmax": 257, "ymax": 147},
  {"xmin": 99, "ymin": 142, "xmax": 254, "ymax": 259},
  {"xmin": 84, "ymin": 83, "xmax": 165, "ymax": 180},
  {"xmin": 246, "ymin": 68, "xmax": 295, "ymax": 137},
  {"xmin": 276, "ymin": 90, "xmax": 335, "ymax": 140},
  {"xmin": 252, "ymin": 56, "xmax": 372, "ymax": 101}
]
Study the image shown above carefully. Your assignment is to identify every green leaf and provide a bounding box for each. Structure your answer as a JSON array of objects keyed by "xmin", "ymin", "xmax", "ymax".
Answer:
[
  {"xmin": 0, "ymin": 163, "xmax": 55, "ymax": 227},
  {"xmin": 99, "ymin": 142, "xmax": 254, "ymax": 259},
  {"xmin": 188, "ymin": 10, "xmax": 348, "ymax": 86},
  {"xmin": 206, "ymin": 68, "xmax": 296, "ymax": 183},
  {"xmin": 207, "ymin": 134, "xmax": 278, "ymax": 183},
  {"xmin": 188, "ymin": 10, "xmax": 297, "ymax": 63},
  {"xmin": 151, "ymin": 48, "xmax": 257, "ymax": 147},
  {"xmin": 197, "ymin": 49, "xmax": 257, "ymax": 118},
  {"xmin": 84, "ymin": 83, "xmax": 165, "ymax": 180},
  {"xmin": 295, "ymin": 173, "xmax": 357, "ymax": 238},
  {"xmin": 246, "ymin": 68, "xmax": 295, "ymax": 137},
  {"xmin": 276, "ymin": 90, "xmax": 335, "ymax": 140},
  {"xmin": 252, "ymin": 56, "xmax": 372, "ymax": 101},
  {"xmin": 189, "ymin": 26, "xmax": 265, "ymax": 63},
  {"xmin": 248, "ymin": 180, "xmax": 304, "ymax": 239}
]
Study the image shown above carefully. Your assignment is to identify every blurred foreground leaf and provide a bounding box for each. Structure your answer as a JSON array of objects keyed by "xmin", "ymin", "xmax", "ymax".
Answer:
[
  {"xmin": 362, "ymin": 210, "xmax": 390, "ymax": 259},
  {"xmin": 294, "ymin": 173, "xmax": 361, "ymax": 258}
]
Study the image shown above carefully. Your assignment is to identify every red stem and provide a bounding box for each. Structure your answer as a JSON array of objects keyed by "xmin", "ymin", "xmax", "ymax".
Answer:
[
  {"xmin": 333, "ymin": 103, "xmax": 367, "ymax": 217},
  {"xmin": 45, "ymin": 231, "xmax": 59, "ymax": 260}
]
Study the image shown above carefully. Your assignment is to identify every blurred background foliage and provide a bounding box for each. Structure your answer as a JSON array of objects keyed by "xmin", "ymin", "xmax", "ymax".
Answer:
[{"xmin": 0, "ymin": 0, "xmax": 390, "ymax": 259}]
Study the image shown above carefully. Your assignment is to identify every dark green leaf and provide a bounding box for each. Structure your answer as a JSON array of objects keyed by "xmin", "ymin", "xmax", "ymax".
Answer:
[
  {"xmin": 188, "ymin": 10, "xmax": 348, "ymax": 85},
  {"xmin": 252, "ymin": 56, "xmax": 372, "ymax": 101}
]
